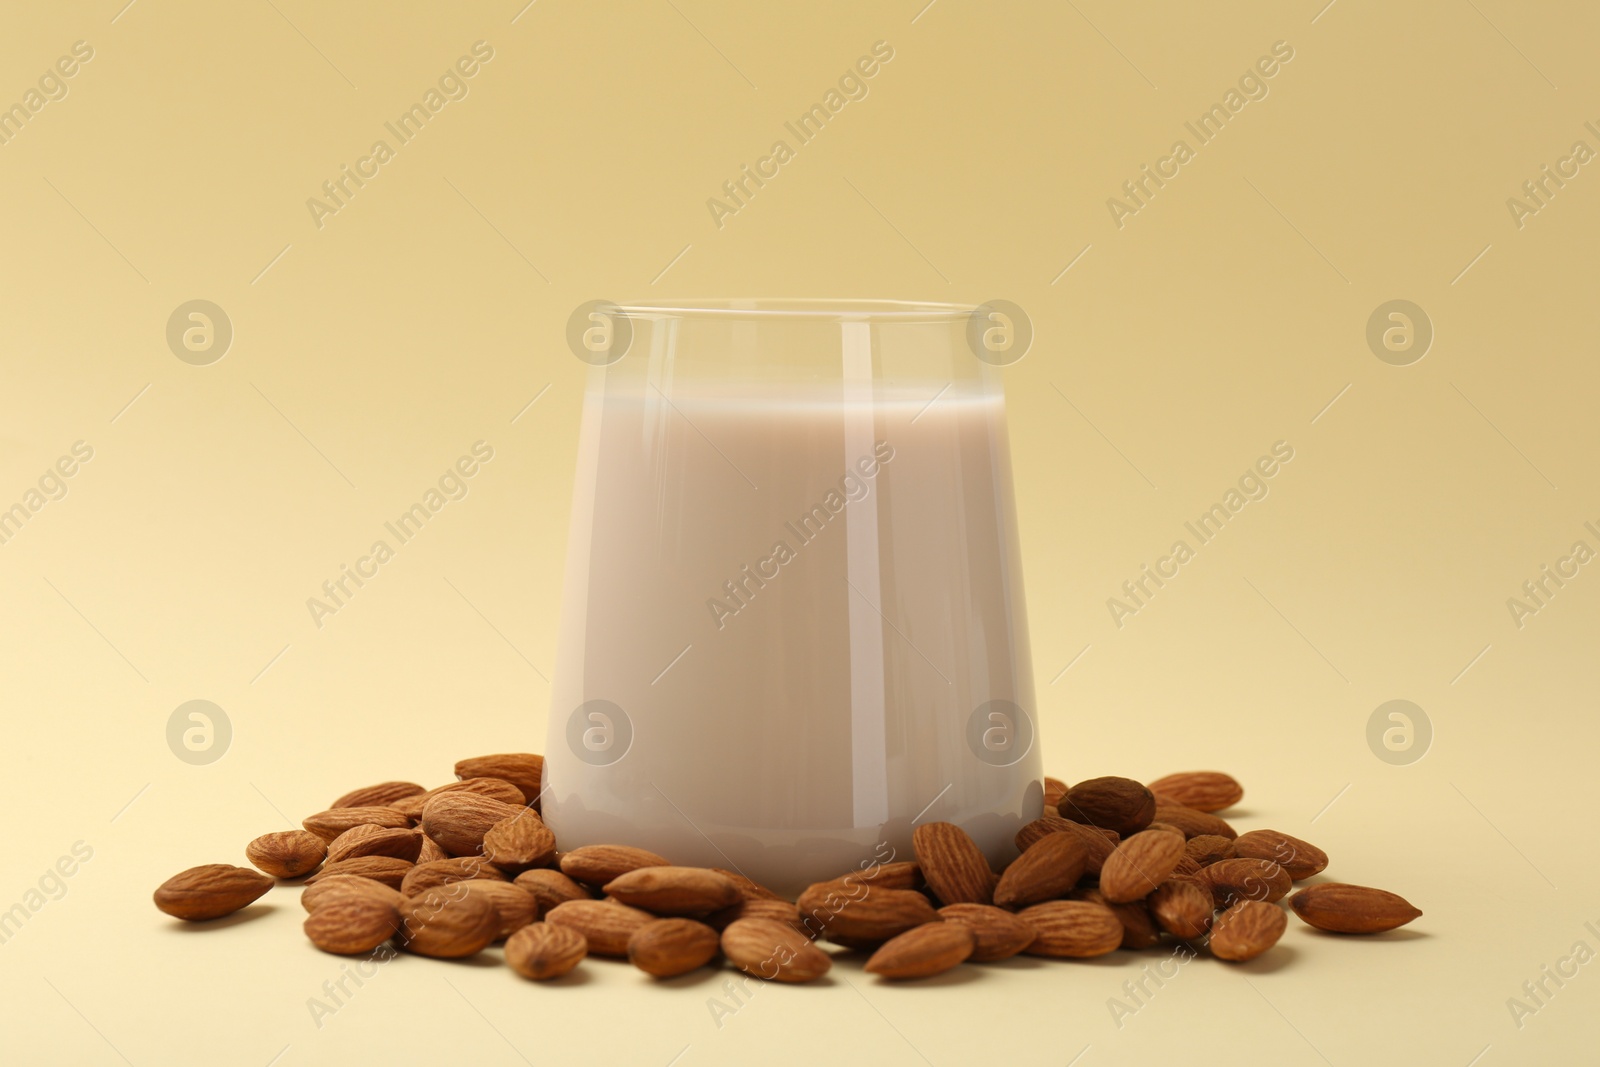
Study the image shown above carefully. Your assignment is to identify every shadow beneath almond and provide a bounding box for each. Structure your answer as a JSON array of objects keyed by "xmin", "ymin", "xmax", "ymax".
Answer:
[{"xmin": 166, "ymin": 904, "xmax": 274, "ymax": 931}]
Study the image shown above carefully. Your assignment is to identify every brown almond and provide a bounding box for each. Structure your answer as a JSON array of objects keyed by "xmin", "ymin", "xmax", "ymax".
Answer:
[
  {"xmin": 937, "ymin": 903, "xmax": 1037, "ymax": 960},
  {"xmin": 1015, "ymin": 813, "xmax": 1080, "ymax": 852},
  {"xmin": 1059, "ymin": 777, "xmax": 1157, "ymax": 836},
  {"xmin": 454, "ymin": 753, "xmax": 544, "ymax": 806},
  {"xmin": 1153, "ymin": 800, "xmax": 1236, "ymax": 840},
  {"xmin": 1148, "ymin": 771, "xmax": 1244, "ymax": 812},
  {"xmin": 993, "ymin": 831, "xmax": 1087, "ymax": 908},
  {"xmin": 388, "ymin": 794, "xmax": 429, "ymax": 820},
  {"xmin": 603, "ymin": 866, "xmax": 742, "ymax": 916},
  {"xmin": 302, "ymin": 806, "xmax": 413, "ymax": 843},
  {"xmin": 1148, "ymin": 877, "xmax": 1214, "ymax": 940},
  {"xmin": 544, "ymin": 898, "xmax": 655, "ymax": 956},
  {"xmin": 1210, "ymin": 899, "xmax": 1287, "ymax": 961},
  {"xmin": 1196, "ymin": 858, "xmax": 1291, "ymax": 906},
  {"xmin": 401, "ymin": 857, "xmax": 507, "ymax": 896},
  {"xmin": 559, "ymin": 844, "xmax": 670, "ymax": 887},
  {"xmin": 416, "ymin": 835, "xmax": 448, "ymax": 864},
  {"xmin": 721, "ymin": 918, "xmax": 831, "ymax": 983},
  {"xmin": 303, "ymin": 894, "xmax": 400, "ymax": 954},
  {"xmin": 419, "ymin": 793, "xmax": 525, "ymax": 858},
  {"xmin": 513, "ymin": 868, "xmax": 590, "ymax": 914},
  {"xmin": 712, "ymin": 868, "xmax": 786, "ymax": 901},
  {"xmin": 1100, "ymin": 829, "xmax": 1188, "ymax": 903},
  {"xmin": 705, "ymin": 897, "xmax": 805, "ymax": 933},
  {"xmin": 865, "ymin": 922, "xmax": 974, "ymax": 979},
  {"xmin": 304, "ymin": 856, "xmax": 413, "ymax": 890},
  {"xmin": 245, "ymin": 830, "xmax": 327, "ymax": 879},
  {"xmin": 154, "ymin": 864, "xmax": 274, "ymax": 921},
  {"xmin": 301, "ymin": 875, "xmax": 403, "ymax": 914},
  {"xmin": 1289, "ymin": 883, "xmax": 1422, "ymax": 933},
  {"xmin": 1072, "ymin": 887, "xmax": 1161, "ymax": 950},
  {"xmin": 1171, "ymin": 854, "xmax": 1203, "ymax": 879},
  {"xmin": 627, "ymin": 918, "xmax": 721, "ymax": 977},
  {"xmin": 332, "ymin": 781, "xmax": 425, "ymax": 809},
  {"xmin": 797, "ymin": 881, "xmax": 940, "ymax": 943},
  {"xmin": 396, "ymin": 886, "xmax": 499, "ymax": 958},
  {"xmin": 505, "ymin": 922, "xmax": 586, "ymax": 980},
  {"xmin": 1043, "ymin": 776, "xmax": 1069, "ymax": 810},
  {"xmin": 326, "ymin": 826, "xmax": 423, "ymax": 865},
  {"xmin": 912, "ymin": 822, "xmax": 995, "ymax": 906},
  {"xmin": 457, "ymin": 880, "xmax": 539, "ymax": 938},
  {"xmin": 424, "ymin": 777, "xmax": 527, "ymax": 807},
  {"xmin": 482, "ymin": 813, "xmax": 556, "ymax": 875},
  {"xmin": 855, "ymin": 860, "xmax": 924, "ymax": 891},
  {"xmin": 1017, "ymin": 900, "xmax": 1123, "ymax": 958},
  {"xmin": 1185, "ymin": 834, "xmax": 1237, "ymax": 866},
  {"xmin": 1232, "ymin": 829, "xmax": 1329, "ymax": 881}
]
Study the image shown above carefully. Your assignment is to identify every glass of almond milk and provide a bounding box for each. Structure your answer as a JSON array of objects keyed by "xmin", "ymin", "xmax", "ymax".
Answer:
[{"xmin": 545, "ymin": 300, "xmax": 1041, "ymax": 895}]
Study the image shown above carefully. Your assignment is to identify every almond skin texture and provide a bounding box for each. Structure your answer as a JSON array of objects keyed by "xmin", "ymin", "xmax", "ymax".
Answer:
[
  {"xmin": 1232, "ymin": 829, "xmax": 1329, "ymax": 881},
  {"xmin": 304, "ymin": 856, "xmax": 413, "ymax": 890},
  {"xmin": 397, "ymin": 887, "xmax": 499, "ymax": 958},
  {"xmin": 603, "ymin": 866, "xmax": 742, "ymax": 916},
  {"xmin": 325, "ymin": 826, "xmax": 424, "ymax": 865},
  {"xmin": 1147, "ymin": 771, "xmax": 1244, "ymax": 813},
  {"xmin": 513, "ymin": 869, "xmax": 590, "ymax": 914},
  {"xmin": 1018, "ymin": 901, "xmax": 1123, "ymax": 958},
  {"xmin": 301, "ymin": 875, "xmax": 403, "ymax": 914},
  {"xmin": 505, "ymin": 922, "xmax": 586, "ymax": 980},
  {"xmin": 721, "ymin": 918, "xmax": 831, "ymax": 983},
  {"xmin": 1059, "ymin": 777, "xmax": 1157, "ymax": 836},
  {"xmin": 245, "ymin": 830, "xmax": 327, "ymax": 879},
  {"xmin": 303, "ymin": 895, "xmax": 400, "ymax": 954},
  {"xmin": 865, "ymin": 922, "xmax": 975, "ymax": 979},
  {"xmin": 993, "ymin": 831, "xmax": 1087, "ymax": 908},
  {"xmin": 797, "ymin": 882, "xmax": 940, "ymax": 943},
  {"xmin": 559, "ymin": 845, "xmax": 670, "ymax": 887},
  {"xmin": 1043, "ymin": 776, "xmax": 1069, "ymax": 810},
  {"xmin": 1148, "ymin": 878, "xmax": 1214, "ymax": 940},
  {"xmin": 457, "ymin": 880, "xmax": 539, "ymax": 939},
  {"xmin": 912, "ymin": 822, "xmax": 996, "ymax": 906},
  {"xmin": 416, "ymin": 836, "xmax": 448, "ymax": 864},
  {"xmin": 711, "ymin": 868, "xmax": 787, "ymax": 901},
  {"xmin": 1099, "ymin": 830, "xmax": 1188, "ymax": 903},
  {"xmin": 854, "ymin": 860, "xmax": 924, "ymax": 891},
  {"xmin": 401, "ymin": 857, "xmax": 507, "ymax": 896},
  {"xmin": 544, "ymin": 899, "xmax": 655, "ymax": 957},
  {"xmin": 388, "ymin": 794, "xmax": 429, "ymax": 820},
  {"xmin": 1196, "ymin": 858, "xmax": 1291, "ymax": 906},
  {"xmin": 419, "ymin": 793, "xmax": 525, "ymax": 858},
  {"xmin": 1289, "ymin": 883, "xmax": 1422, "ymax": 933},
  {"xmin": 1015, "ymin": 814, "xmax": 1082, "ymax": 852},
  {"xmin": 706, "ymin": 898, "xmax": 806, "ymax": 933},
  {"xmin": 1153, "ymin": 801, "xmax": 1237, "ymax": 840},
  {"xmin": 454, "ymin": 753, "xmax": 544, "ymax": 806},
  {"xmin": 627, "ymin": 918, "xmax": 722, "ymax": 977},
  {"xmin": 1210, "ymin": 900, "xmax": 1287, "ymax": 961},
  {"xmin": 302, "ymin": 806, "xmax": 413, "ymax": 843},
  {"xmin": 423, "ymin": 777, "xmax": 528, "ymax": 807},
  {"xmin": 332, "ymin": 781, "xmax": 425, "ymax": 809},
  {"xmin": 1185, "ymin": 835, "xmax": 1237, "ymax": 867},
  {"xmin": 481, "ymin": 813, "xmax": 557, "ymax": 875},
  {"xmin": 154, "ymin": 865, "xmax": 274, "ymax": 921},
  {"xmin": 937, "ymin": 904, "xmax": 1037, "ymax": 960}
]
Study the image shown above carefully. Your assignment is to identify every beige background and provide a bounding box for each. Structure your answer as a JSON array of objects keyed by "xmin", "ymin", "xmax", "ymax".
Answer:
[{"xmin": 3, "ymin": 0, "xmax": 1598, "ymax": 1063}]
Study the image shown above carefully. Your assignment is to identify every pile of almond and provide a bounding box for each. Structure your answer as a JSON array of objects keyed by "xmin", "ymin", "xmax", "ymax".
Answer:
[{"xmin": 154, "ymin": 759, "xmax": 1422, "ymax": 981}]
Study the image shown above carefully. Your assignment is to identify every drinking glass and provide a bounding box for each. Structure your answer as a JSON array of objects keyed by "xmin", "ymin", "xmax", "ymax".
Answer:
[{"xmin": 545, "ymin": 299, "xmax": 1041, "ymax": 895}]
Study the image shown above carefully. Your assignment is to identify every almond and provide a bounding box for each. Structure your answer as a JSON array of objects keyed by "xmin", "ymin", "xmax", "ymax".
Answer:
[
  {"xmin": 603, "ymin": 866, "xmax": 741, "ymax": 916},
  {"xmin": 424, "ymin": 777, "xmax": 527, "ymax": 807},
  {"xmin": 1185, "ymin": 834, "xmax": 1237, "ymax": 866},
  {"xmin": 937, "ymin": 903, "xmax": 1037, "ymax": 960},
  {"xmin": 855, "ymin": 860, "xmax": 924, "ymax": 891},
  {"xmin": 1210, "ymin": 899, "xmax": 1287, "ymax": 961},
  {"xmin": 705, "ymin": 897, "xmax": 805, "ymax": 933},
  {"xmin": 1059, "ymin": 776, "xmax": 1156, "ymax": 836},
  {"xmin": 301, "ymin": 806, "xmax": 413, "ymax": 843},
  {"xmin": 332, "ymin": 781, "xmax": 425, "ymax": 809},
  {"xmin": 1099, "ymin": 830, "xmax": 1187, "ymax": 903},
  {"xmin": 512, "ymin": 868, "xmax": 590, "ymax": 914},
  {"xmin": 301, "ymin": 875, "xmax": 402, "ymax": 914},
  {"xmin": 419, "ymin": 793, "xmax": 525, "ymax": 858},
  {"xmin": 416, "ymin": 836, "xmax": 448, "ymax": 864},
  {"xmin": 397, "ymin": 886, "xmax": 499, "ymax": 958},
  {"xmin": 1147, "ymin": 771, "xmax": 1244, "ymax": 812},
  {"xmin": 505, "ymin": 921, "xmax": 586, "ymax": 980},
  {"xmin": 1153, "ymin": 800, "xmax": 1236, "ymax": 840},
  {"xmin": 1196, "ymin": 858, "xmax": 1291, "ymax": 906},
  {"xmin": 482, "ymin": 813, "xmax": 556, "ymax": 875},
  {"xmin": 154, "ymin": 864, "xmax": 274, "ymax": 921},
  {"xmin": 1288, "ymin": 883, "xmax": 1422, "ymax": 933},
  {"xmin": 1017, "ymin": 900, "xmax": 1123, "ymax": 958},
  {"xmin": 627, "ymin": 918, "xmax": 721, "ymax": 977},
  {"xmin": 1072, "ymin": 887, "xmax": 1161, "ymax": 950},
  {"xmin": 388, "ymin": 794, "xmax": 429, "ymax": 820},
  {"xmin": 712, "ymin": 868, "xmax": 786, "ymax": 901},
  {"xmin": 457, "ymin": 880, "xmax": 539, "ymax": 938},
  {"xmin": 1015, "ymin": 813, "xmax": 1080, "ymax": 852},
  {"xmin": 245, "ymin": 830, "xmax": 327, "ymax": 879},
  {"xmin": 303, "ymin": 894, "xmax": 400, "ymax": 954},
  {"xmin": 865, "ymin": 922, "xmax": 974, "ymax": 979},
  {"xmin": 1232, "ymin": 829, "xmax": 1329, "ymax": 881},
  {"xmin": 797, "ymin": 881, "xmax": 940, "ymax": 944},
  {"xmin": 454, "ymin": 753, "xmax": 544, "ymax": 806},
  {"xmin": 559, "ymin": 844, "xmax": 670, "ymax": 887},
  {"xmin": 544, "ymin": 898, "xmax": 655, "ymax": 956},
  {"xmin": 1043, "ymin": 776, "xmax": 1069, "ymax": 810},
  {"xmin": 912, "ymin": 822, "xmax": 996, "ymax": 906},
  {"xmin": 721, "ymin": 918, "xmax": 831, "ymax": 983},
  {"xmin": 326, "ymin": 826, "xmax": 424, "ymax": 865},
  {"xmin": 401, "ymin": 857, "xmax": 507, "ymax": 896},
  {"xmin": 1148, "ymin": 878, "xmax": 1213, "ymax": 940},
  {"xmin": 993, "ymin": 831, "xmax": 1086, "ymax": 908},
  {"xmin": 304, "ymin": 856, "xmax": 413, "ymax": 889}
]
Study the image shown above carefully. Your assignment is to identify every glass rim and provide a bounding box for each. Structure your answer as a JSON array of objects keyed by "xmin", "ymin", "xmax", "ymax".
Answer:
[{"xmin": 611, "ymin": 298, "xmax": 978, "ymax": 323}]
